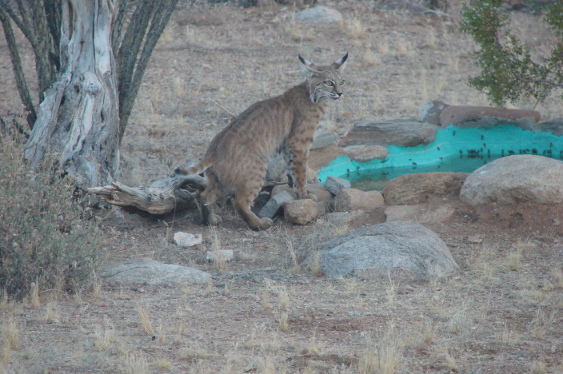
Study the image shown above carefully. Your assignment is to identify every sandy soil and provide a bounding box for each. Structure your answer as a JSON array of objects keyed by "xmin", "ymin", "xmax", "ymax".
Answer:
[{"xmin": 0, "ymin": 1, "xmax": 562, "ymax": 373}]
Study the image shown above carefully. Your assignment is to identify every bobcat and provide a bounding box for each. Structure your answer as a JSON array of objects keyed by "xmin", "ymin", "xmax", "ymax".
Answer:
[{"xmin": 176, "ymin": 53, "xmax": 348, "ymax": 230}]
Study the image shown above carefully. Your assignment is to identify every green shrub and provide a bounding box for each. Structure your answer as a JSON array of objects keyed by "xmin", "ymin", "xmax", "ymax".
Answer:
[
  {"xmin": 460, "ymin": 0, "xmax": 563, "ymax": 107},
  {"xmin": 0, "ymin": 133, "xmax": 105, "ymax": 300}
]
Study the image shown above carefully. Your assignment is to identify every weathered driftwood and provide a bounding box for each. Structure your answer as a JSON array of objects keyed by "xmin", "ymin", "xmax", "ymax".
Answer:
[{"xmin": 88, "ymin": 174, "xmax": 205, "ymax": 215}]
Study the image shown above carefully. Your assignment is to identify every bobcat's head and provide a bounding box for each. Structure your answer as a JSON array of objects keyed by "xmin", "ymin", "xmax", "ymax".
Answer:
[{"xmin": 299, "ymin": 53, "xmax": 348, "ymax": 104}]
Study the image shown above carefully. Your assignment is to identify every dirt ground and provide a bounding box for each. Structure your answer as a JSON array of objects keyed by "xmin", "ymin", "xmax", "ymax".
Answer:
[{"xmin": 1, "ymin": 1, "xmax": 562, "ymax": 373}]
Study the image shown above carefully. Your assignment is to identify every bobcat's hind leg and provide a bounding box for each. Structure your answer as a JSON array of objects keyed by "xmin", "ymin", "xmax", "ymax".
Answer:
[
  {"xmin": 233, "ymin": 177, "xmax": 272, "ymax": 231},
  {"xmin": 199, "ymin": 171, "xmax": 222, "ymax": 226}
]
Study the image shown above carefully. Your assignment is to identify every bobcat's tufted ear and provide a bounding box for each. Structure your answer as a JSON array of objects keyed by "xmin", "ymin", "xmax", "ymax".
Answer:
[
  {"xmin": 298, "ymin": 54, "xmax": 322, "ymax": 75},
  {"xmin": 331, "ymin": 52, "xmax": 349, "ymax": 71}
]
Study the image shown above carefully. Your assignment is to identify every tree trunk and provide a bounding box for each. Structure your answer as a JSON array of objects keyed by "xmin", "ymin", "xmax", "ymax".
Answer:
[{"xmin": 24, "ymin": 0, "xmax": 119, "ymax": 188}]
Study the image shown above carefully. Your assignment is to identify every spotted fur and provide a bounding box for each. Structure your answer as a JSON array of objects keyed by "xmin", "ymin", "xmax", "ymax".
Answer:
[{"xmin": 176, "ymin": 53, "xmax": 348, "ymax": 230}]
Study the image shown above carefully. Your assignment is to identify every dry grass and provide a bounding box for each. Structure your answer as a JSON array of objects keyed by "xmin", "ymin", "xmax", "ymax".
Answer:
[{"xmin": 0, "ymin": 1, "xmax": 561, "ymax": 373}]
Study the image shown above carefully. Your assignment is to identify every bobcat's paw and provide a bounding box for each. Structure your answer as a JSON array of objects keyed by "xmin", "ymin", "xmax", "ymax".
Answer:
[{"xmin": 250, "ymin": 217, "xmax": 273, "ymax": 231}]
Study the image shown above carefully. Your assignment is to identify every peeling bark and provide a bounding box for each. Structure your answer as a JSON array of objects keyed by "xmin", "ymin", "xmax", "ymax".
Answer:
[
  {"xmin": 24, "ymin": 0, "xmax": 119, "ymax": 188},
  {"xmin": 88, "ymin": 174, "xmax": 206, "ymax": 215}
]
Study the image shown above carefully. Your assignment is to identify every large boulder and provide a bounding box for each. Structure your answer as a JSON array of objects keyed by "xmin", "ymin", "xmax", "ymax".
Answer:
[
  {"xmin": 317, "ymin": 221, "xmax": 458, "ymax": 280},
  {"xmin": 383, "ymin": 172, "xmax": 469, "ymax": 205},
  {"xmin": 460, "ymin": 155, "xmax": 563, "ymax": 205},
  {"xmin": 340, "ymin": 120, "xmax": 438, "ymax": 147}
]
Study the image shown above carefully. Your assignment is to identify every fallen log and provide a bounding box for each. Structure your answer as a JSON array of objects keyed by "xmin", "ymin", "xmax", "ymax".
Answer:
[{"xmin": 88, "ymin": 173, "xmax": 205, "ymax": 215}]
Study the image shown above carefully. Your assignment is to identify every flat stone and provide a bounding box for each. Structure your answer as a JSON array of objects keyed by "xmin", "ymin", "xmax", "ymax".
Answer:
[
  {"xmin": 340, "ymin": 120, "xmax": 438, "ymax": 147},
  {"xmin": 324, "ymin": 176, "xmax": 351, "ymax": 195},
  {"xmin": 259, "ymin": 190, "xmax": 294, "ymax": 219},
  {"xmin": 439, "ymin": 105, "xmax": 540, "ymax": 129},
  {"xmin": 343, "ymin": 145, "xmax": 389, "ymax": 162},
  {"xmin": 99, "ymin": 258, "xmax": 211, "ymax": 286},
  {"xmin": 283, "ymin": 199, "xmax": 319, "ymax": 225}
]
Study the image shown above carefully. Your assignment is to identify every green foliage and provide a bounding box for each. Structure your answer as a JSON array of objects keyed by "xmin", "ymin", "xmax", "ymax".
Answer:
[
  {"xmin": 0, "ymin": 134, "xmax": 106, "ymax": 300},
  {"xmin": 460, "ymin": 0, "xmax": 563, "ymax": 107}
]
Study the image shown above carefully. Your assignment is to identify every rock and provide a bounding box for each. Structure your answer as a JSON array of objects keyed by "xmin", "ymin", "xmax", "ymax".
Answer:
[
  {"xmin": 343, "ymin": 144, "xmax": 389, "ymax": 162},
  {"xmin": 294, "ymin": 6, "xmax": 342, "ymax": 24},
  {"xmin": 174, "ymin": 232, "xmax": 203, "ymax": 247},
  {"xmin": 535, "ymin": 118, "xmax": 563, "ymax": 136},
  {"xmin": 309, "ymin": 145, "xmax": 346, "ymax": 171},
  {"xmin": 271, "ymin": 184, "xmax": 333, "ymax": 202},
  {"xmin": 283, "ymin": 199, "xmax": 319, "ymax": 225},
  {"xmin": 421, "ymin": 100, "xmax": 449, "ymax": 125},
  {"xmin": 385, "ymin": 204, "xmax": 456, "ymax": 224},
  {"xmin": 206, "ymin": 250, "xmax": 234, "ymax": 262},
  {"xmin": 317, "ymin": 221, "xmax": 458, "ymax": 280},
  {"xmin": 324, "ymin": 176, "xmax": 351, "ymax": 195},
  {"xmin": 460, "ymin": 155, "xmax": 563, "ymax": 205},
  {"xmin": 311, "ymin": 131, "xmax": 337, "ymax": 150},
  {"xmin": 439, "ymin": 105, "xmax": 540, "ymax": 129},
  {"xmin": 99, "ymin": 258, "xmax": 211, "ymax": 286},
  {"xmin": 334, "ymin": 188, "xmax": 384, "ymax": 212},
  {"xmin": 340, "ymin": 120, "xmax": 438, "ymax": 147},
  {"xmin": 383, "ymin": 172, "xmax": 469, "ymax": 205},
  {"xmin": 259, "ymin": 190, "xmax": 294, "ymax": 219}
]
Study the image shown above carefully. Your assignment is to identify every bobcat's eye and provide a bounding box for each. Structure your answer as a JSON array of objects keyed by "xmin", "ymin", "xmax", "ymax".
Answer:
[
  {"xmin": 324, "ymin": 80, "xmax": 334, "ymax": 87},
  {"xmin": 340, "ymin": 79, "xmax": 346, "ymax": 86}
]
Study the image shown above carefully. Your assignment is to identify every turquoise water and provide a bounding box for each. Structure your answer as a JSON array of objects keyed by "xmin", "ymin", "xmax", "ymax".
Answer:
[{"xmin": 318, "ymin": 125, "xmax": 563, "ymax": 191}]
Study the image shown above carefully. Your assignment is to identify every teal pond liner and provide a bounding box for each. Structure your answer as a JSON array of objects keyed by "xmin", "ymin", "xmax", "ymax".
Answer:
[{"xmin": 318, "ymin": 124, "xmax": 563, "ymax": 191}]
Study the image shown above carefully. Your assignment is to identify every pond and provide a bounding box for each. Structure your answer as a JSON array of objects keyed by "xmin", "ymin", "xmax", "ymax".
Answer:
[{"xmin": 318, "ymin": 124, "xmax": 563, "ymax": 191}]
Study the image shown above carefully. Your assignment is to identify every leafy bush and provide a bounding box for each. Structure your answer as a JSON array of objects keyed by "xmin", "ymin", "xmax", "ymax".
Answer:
[
  {"xmin": 460, "ymin": 0, "xmax": 563, "ymax": 106},
  {"xmin": 0, "ymin": 134, "xmax": 105, "ymax": 300}
]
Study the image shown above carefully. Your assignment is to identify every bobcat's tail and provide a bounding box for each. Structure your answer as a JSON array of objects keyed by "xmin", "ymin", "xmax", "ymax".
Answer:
[{"xmin": 174, "ymin": 158, "xmax": 213, "ymax": 176}]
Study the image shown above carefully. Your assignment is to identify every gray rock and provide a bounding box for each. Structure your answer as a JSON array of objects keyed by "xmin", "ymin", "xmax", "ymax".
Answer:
[
  {"xmin": 460, "ymin": 155, "xmax": 563, "ymax": 205},
  {"xmin": 340, "ymin": 120, "xmax": 438, "ymax": 147},
  {"xmin": 318, "ymin": 221, "xmax": 458, "ymax": 280},
  {"xmin": 99, "ymin": 258, "xmax": 211, "ymax": 286},
  {"xmin": 311, "ymin": 131, "xmax": 337, "ymax": 150},
  {"xmin": 324, "ymin": 176, "xmax": 351, "ymax": 195},
  {"xmin": 259, "ymin": 190, "xmax": 294, "ymax": 219},
  {"xmin": 294, "ymin": 6, "xmax": 342, "ymax": 24}
]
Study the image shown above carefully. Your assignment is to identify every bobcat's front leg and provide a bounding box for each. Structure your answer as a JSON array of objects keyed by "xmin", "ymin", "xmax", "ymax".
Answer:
[{"xmin": 288, "ymin": 147, "xmax": 314, "ymax": 200}]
